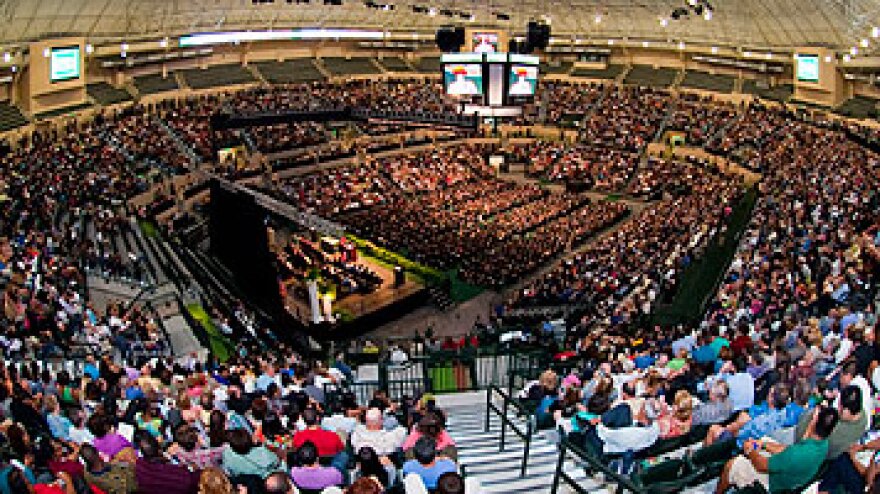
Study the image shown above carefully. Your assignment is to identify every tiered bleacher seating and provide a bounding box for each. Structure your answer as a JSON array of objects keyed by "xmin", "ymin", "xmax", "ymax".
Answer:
[
  {"xmin": 835, "ymin": 95, "xmax": 878, "ymax": 119},
  {"xmin": 133, "ymin": 73, "xmax": 180, "ymax": 95},
  {"xmin": 180, "ymin": 63, "xmax": 256, "ymax": 90},
  {"xmin": 376, "ymin": 57, "xmax": 413, "ymax": 72},
  {"xmin": 86, "ymin": 82, "xmax": 133, "ymax": 106},
  {"xmin": 321, "ymin": 57, "xmax": 380, "ymax": 76},
  {"xmin": 569, "ymin": 64, "xmax": 625, "ymax": 80},
  {"xmin": 0, "ymin": 100, "xmax": 27, "ymax": 132},
  {"xmin": 252, "ymin": 59, "xmax": 324, "ymax": 84},
  {"xmin": 742, "ymin": 79, "xmax": 793, "ymax": 102},
  {"xmin": 541, "ymin": 61, "xmax": 573, "ymax": 75},
  {"xmin": 680, "ymin": 70, "xmax": 736, "ymax": 93},
  {"xmin": 624, "ymin": 64, "xmax": 679, "ymax": 87},
  {"xmin": 34, "ymin": 102, "xmax": 93, "ymax": 120},
  {"xmin": 415, "ymin": 56, "xmax": 441, "ymax": 73}
]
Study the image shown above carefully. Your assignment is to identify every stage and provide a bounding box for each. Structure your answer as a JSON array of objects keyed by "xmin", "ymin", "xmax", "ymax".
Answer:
[{"xmin": 272, "ymin": 227, "xmax": 424, "ymax": 326}]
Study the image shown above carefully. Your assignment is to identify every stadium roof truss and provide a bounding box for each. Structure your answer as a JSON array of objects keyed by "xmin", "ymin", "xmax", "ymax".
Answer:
[{"xmin": 0, "ymin": 0, "xmax": 876, "ymax": 54}]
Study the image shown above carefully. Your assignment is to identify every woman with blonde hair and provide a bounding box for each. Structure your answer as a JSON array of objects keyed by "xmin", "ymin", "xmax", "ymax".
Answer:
[
  {"xmin": 199, "ymin": 467, "xmax": 234, "ymax": 494},
  {"xmin": 656, "ymin": 390, "xmax": 694, "ymax": 439}
]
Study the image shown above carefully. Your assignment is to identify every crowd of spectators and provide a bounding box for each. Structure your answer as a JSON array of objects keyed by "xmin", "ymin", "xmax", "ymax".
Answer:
[
  {"xmin": 511, "ymin": 155, "xmax": 744, "ymax": 328},
  {"xmin": 666, "ymin": 96, "xmax": 740, "ymax": 148},
  {"xmin": 0, "ymin": 349, "xmax": 472, "ymax": 494},
  {"xmin": 508, "ymin": 141, "xmax": 640, "ymax": 191}
]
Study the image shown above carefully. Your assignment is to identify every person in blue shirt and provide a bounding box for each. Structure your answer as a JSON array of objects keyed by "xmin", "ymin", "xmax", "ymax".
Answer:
[
  {"xmin": 721, "ymin": 357, "xmax": 755, "ymax": 412},
  {"xmin": 255, "ymin": 365, "xmax": 277, "ymax": 393},
  {"xmin": 402, "ymin": 436, "xmax": 457, "ymax": 490}
]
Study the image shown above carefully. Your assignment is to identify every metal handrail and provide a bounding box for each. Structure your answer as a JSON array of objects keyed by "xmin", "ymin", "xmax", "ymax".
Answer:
[
  {"xmin": 550, "ymin": 436, "xmax": 642, "ymax": 494},
  {"xmin": 483, "ymin": 384, "xmax": 533, "ymax": 477}
]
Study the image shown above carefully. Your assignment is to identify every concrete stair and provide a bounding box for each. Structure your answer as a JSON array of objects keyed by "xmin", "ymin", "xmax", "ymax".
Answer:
[{"xmin": 445, "ymin": 401, "xmax": 594, "ymax": 493}]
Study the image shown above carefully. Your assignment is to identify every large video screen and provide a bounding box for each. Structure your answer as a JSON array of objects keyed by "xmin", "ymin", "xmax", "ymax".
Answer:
[
  {"xmin": 472, "ymin": 33, "xmax": 499, "ymax": 53},
  {"xmin": 443, "ymin": 64, "xmax": 484, "ymax": 96},
  {"xmin": 50, "ymin": 46, "xmax": 81, "ymax": 82},
  {"xmin": 796, "ymin": 54, "xmax": 820, "ymax": 83},
  {"xmin": 508, "ymin": 65, "xmax": 539, "ymax": 96}
]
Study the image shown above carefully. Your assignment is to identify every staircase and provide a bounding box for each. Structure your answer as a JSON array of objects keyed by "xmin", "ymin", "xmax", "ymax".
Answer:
[
  {"xmin": 614, "ymin": 65, "xmax": 631, "ymax": 85},
  {"xmin": 671, "ymin": 69, "xmax": 686, "ymax": 90},
  {"xmin": 154, "ymin": 116, "xmax": 204, "ymax": 166},
  {"xmin": 312, "ymin": 59, "xmax": 332, "ymax": 80},
  {"xmin": 248, "ymin": 64, "xmax": 267, "ymax": 84},
  {"xmin": 446, "ymin": 401, "xmax": 596, "ymax": 493}
]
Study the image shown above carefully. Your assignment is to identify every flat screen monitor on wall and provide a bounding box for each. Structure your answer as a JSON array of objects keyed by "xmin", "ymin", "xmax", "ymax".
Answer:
[
  {"xmin": 50, "ymin": 46, "xmax": 81, "ymax": 82},
  {"xmin": 796, "ymin": 54, "xmax": 820, "ymax": 83},
  {"xmin": 472, "ymin": 32, "xmax": 499, "ymax": 53},
  {"xmin": 443, "ymin": 64, "xmax": 484, "ymax": 96},
  {"xmin": 508, "ymin": 65, "xmax": 539, "ymax": 96}
]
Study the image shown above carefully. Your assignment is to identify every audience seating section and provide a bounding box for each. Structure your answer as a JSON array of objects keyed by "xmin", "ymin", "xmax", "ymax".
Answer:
[
  {"xmin": 87, "ymin": 82, "xmax": 134, "ymax": 106},
  {"xmin": 836, "ymin": 95, "xmax": 878, "ymax": 119},
  {"xmin": 252, "ymin": 59, "xmax": 324, "ymax": 84},
  {"xmin": 180, "ymin": 64, "xmax": 256, "ymax": 90},
  {"xmin": 415, "ymin": 57, "xmax": 441, "ymax": 73},
  {"xmin": 541, "ymin": 61, "xmax": 573, "ymax": 75},
  {"xmin": 376, "ymin": 57, "xmax": 413, "ymax": 72},
  {"xmin": 624, "ymin": 65, "xmax": 679, "ymax": 87},
  {"xmin": 742, "ymin": 79, "xmax": 793, "ymax": 102},
  {"xmin": 34, "ymin": 102, "xmax": 93, "ymax": 121},
  {"xmin": 569, "ymin": 64, "xmax": 625, "ymax": 80},
  {"xmin": 321, "ymin": 57, "xmax": 381, "ymax": 76},
  {"xmin": 133, "ymin": 73, "xmax": 180, "ymax": 95},
  {"xmin": 680, "ymin": 70, "xmax": 736, "ymax": 93},
  {"xmin": 0, "ymin": 100, "xmax": 27, "ymax": 132}
]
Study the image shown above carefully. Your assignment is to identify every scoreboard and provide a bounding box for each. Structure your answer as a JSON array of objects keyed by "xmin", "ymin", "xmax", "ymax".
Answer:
[{"xmin": 441, "ymin": 53, "xmax": 540, "ymax": 107}]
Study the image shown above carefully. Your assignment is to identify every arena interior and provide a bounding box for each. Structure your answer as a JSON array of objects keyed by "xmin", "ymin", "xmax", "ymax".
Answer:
[{"xmin": 0, "ymin": 0, "xmax": 879, "ymax": 493}]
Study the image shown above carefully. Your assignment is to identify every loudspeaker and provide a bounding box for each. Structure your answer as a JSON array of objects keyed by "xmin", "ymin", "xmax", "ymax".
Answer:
[
  {"xmin": 527, "ymin": 21, "xmax": 551, "ymax": 51},
  {"xmin": 436, "ymin": 27, "xmax": 465, "ymax": 52},
  {"xmin": 509, "ymin": 39, "xmax": 529, "ymax": 54}
]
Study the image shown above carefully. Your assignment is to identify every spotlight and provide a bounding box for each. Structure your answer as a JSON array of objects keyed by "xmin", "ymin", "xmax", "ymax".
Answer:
[
  {"xmin": 85, "ymin": 44, "xmax": 94, "ymax": 54},
  {"xmin": 660, "ymin": 18, "xmax": 669, "ymax": 27},
  {"xmin": 861, "ymin": 38, "xmax": 869, "ymax": 48},
  {"xmin": 874, "ymin": 26, "xmax": 880, "ymax": 38},
  {"xmin": 711, "ymin": 46, "xmax": 718, "ymax": 53},
  {"xmin": 594, "ymin": 14, "xmax": 602, "ymax": 24},
  {"xmin": 703, "ymin": 9, "xmax": 712, "ymax": 20},
  {"xmin": 851, "ymin": 46, "xmax": 859, "ymax": 55}
]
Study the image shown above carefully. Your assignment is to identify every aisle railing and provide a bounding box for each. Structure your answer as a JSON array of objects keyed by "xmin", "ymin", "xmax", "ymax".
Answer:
[{"xmin": 484, "ymin": 384, "xmax": 534, "ymax": 477}]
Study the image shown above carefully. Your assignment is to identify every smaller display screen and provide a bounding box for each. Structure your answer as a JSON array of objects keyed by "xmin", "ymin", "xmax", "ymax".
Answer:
[
  {"xmin": 444, "ymin": 64, "xmax": 484, "ymax": 96},
  {"xmin": 508, "ymin": 65, "xmax": 539, "ymax": 96},
  {"xmin": 50, "ymin": 46, "xmax": 81, "ymax": 82},
  {"xmin": 472, "ymin": 33, "xmax": 499, "ymax": 53},
  {"xmin": 797, "ymin": 54, "xmax": 820, "ymax": 83}
]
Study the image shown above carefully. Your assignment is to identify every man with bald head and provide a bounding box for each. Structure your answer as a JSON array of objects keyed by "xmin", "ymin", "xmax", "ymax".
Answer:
[{"xmin": 351, "ymin": 407, "xmax": 407, "ymax": 458}]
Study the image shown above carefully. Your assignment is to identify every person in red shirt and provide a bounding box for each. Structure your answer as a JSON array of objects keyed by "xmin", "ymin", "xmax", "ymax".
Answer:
[
  {"xmin": 730, "ymin": 325, "xmax": 754, "ymax": 357},
  {"xmin": 292, "ymin": 408, "xmax": 349, "ymax": 481}
]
